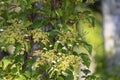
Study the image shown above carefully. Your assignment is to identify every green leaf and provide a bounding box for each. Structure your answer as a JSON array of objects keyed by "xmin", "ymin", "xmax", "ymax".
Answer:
[
  {"xmin": 0, "ymin": 78, "xmax": 4, "ymax": 80},
  {"xmin": 62, "ymin": 69, "xmax": 74, "ymax": 80},
  {"xmin": 15, "ymin": 43, "xmax": 22, "ymax": 54},
  {"xmin": 14, "ymin": 75, "xmax": 26, "ymax": 80},
  {"xmin": 11, "ymin": 67, "xmax": 18, "ymax": 74},
  {"xmin": 0, "ymin": 61, "xmax": 2, "ymax": 67},
  {"xmin": 19, "ymin": 0, "xmax": 27, "ymax": 12},
  {"xmin": 54, "ymin": 41, "xmax": 63, "ymax": 52},
  {"xmin": 14, "ymin": 54, "xmax": 24, "ymax": 63},
  {"xmin": 49, "ymin": 68, "xmax": 59, "ymax": 78},
  {"xmin": 64, "ymin": 0, "xmax": 70, "ymax": 10},
  {"xmin": 72, "ymin": 51, "xmax": 79, "ymax": 56},
  {"xmin": 2, "ymin": 58, "xmax": 12, "ymax": 70},
  {"xmin": 86, "ymin": 75, "xmax": 97, "ymax": 80},
  {"xmin": 81, "ymin": 41, "xmax": 92, "ymax": 54},
  {"xmin": 27, "ymin": 58, "xmax": 34, "ymax": 66},
  {"xmin": 24, "ymin": 71, "xmax": 31, "ymax": 78},
  {"xmin": 83, "ymin": 10, "xmax": 91, "ymax": 15},
  {"xmin": 24, "ymin": 42, "xmax": 30, "ymax": 52},
  {"xmin": 24, "ymin": 21, "xmax": 32, "ymax": 28},
  {"xmin": 80, "ymin": 53, "xmax": 90, "ymax": 68},
  {"xmin": 81, "ymin": 69, "xmax": 91, "ymax": 75},
  {"xmin": 54, "ymin": 42, "xmax": 59, "ymax": 51},
  {"xmin": 56, "ymin": 76, "xmax": 64, "ymax": 80},
  {"xmin": 49, "ymin": 29, "xmax": 60, "ymax": 36},
  {"xmin": 85, "ymin": 44, "xmax": 92, "ymax": 54},
  {"xmin": 55, "ymin": 9, "xmax": 63, "ymax": 17},
  {"xmin": 86, "ymin": 16, "xmax": 95, "ymax": 27}
]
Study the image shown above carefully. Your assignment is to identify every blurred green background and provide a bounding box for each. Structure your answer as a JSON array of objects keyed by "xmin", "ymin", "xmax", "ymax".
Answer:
[{"xmin": 84, "ymin": 1, "xmax": 120, "ymax": 80}]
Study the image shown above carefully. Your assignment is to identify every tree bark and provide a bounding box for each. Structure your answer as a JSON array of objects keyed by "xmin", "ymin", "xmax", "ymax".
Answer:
[{"xmin": 102, "ymin": 0, "xmax": 120, "ymax": 75}]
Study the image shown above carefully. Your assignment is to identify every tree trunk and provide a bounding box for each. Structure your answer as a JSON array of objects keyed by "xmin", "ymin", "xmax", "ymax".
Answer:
[{"xmin": 102, "ymin": 0, "xmax": 120, "ymax": 75}]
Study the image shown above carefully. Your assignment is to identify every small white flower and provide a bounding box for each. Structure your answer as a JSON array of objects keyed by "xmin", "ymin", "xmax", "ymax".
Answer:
[
  {"xmin": 62, "ymin": 71, "xmax": 68, "ymax": 76},
  {"xmin": 56, "ymin": 40, "xmax": 61, "ymax": 43},
  {"xmin": 76, "ymin": 43, "xmax": 79, "ymax": 45},
  {"xmin": 62, "ymin": 46, "xmax": 67, "ymax": 50},
  {"xmin": 21, "ymin": 48, "xmax": 25, "ymax": 51},
  {"xmin": 24, "ymin": 34, "xmax": 29, "ymax": 37},
  {"xmin": 43, "ymin": 47, "xmax": 47, "ymax": 50},
  {"xmin": 57, "ymin": 59, "xmax": 60, "ymax": 62},
  {"xmin": 49, "ymin": 45, "xmax": 53, "ymax": 47},
  {"xmin": 58, "ymin": 52, "xmax": 61, "ymax": 56},
  {"xmin": 68, "ymin": 44, "xmax": 72, "ymax": 47},
  {"xmin": 1, "ymin": 46, "xmax": 5, "ymax": 49},
  {"xmin": 52, "ymin": 60, "xmax": 56, "ymax": 64},
  {"xmin": 0, "ymin": 29, "xmax": 4, "ymax": 32}
]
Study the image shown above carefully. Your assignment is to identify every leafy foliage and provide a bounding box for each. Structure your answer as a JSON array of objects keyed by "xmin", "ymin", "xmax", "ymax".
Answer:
[{"xmin": 0, "ymin": 0, "xmax": 95, "ymax": 80}]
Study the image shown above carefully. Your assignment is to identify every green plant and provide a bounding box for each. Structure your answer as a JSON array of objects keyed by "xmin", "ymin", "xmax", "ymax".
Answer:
[{"xmin": 0, "ymin": 0, "xmax": 95, "ymax": 80}]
